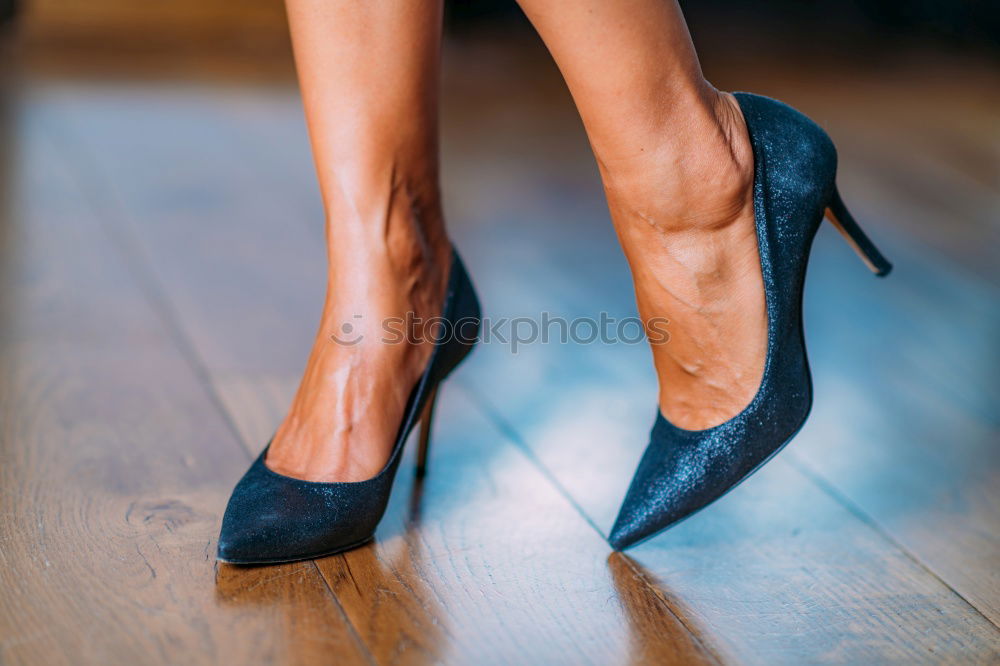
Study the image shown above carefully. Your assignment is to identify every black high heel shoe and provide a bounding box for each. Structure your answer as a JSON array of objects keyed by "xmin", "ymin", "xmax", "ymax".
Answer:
[
  {"xmin": 217, "ymin": 249, "xmax": 480, "ymax": 564},
  {"xmin": 608, "ymin": 93, "xmax": 892, "ymax": 550}
]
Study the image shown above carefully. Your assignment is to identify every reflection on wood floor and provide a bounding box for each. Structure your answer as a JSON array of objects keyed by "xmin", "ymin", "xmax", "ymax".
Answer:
[{"xmin": 0, "ymin": 24, "xmax": 998, "ymax": 665}]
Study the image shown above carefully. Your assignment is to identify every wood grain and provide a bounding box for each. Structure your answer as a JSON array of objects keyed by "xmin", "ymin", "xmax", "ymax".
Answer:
[
  {"xmin": 213, "ymin": 376, "xmax": 713, "ymax": 665},
  {"xmin": 0, "ymin": 83, "xmax": 368, "ymax": 665}
]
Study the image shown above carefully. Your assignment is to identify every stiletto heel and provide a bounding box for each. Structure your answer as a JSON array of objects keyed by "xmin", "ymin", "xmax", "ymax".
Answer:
[
  {"xmin": 217, "ymin": 249, "xmax": 481, "ymax": 564},
  {"xmin": 825, "ymin": 186, "xmax": 893, "ymax": 276},
  {"xmin": 609, "ymin": 93, "xmax": 893, "ymax": 550},
  {"xmin": 415, "ymin": 386, "xmax": 438, "ymax": 478}
]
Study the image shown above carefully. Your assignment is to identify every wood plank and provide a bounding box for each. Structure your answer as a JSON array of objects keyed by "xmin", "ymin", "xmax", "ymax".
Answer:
[
  {"xmin": 614, "ymin": 462, "xmax": 999, "ymax": 663},
  {"xmin": 791, "ymin": 225, "xmax": 1000, "ymax": 625},
  {"xmin": 463, "ymin": 307, "xmax": 1000, "ymax": 662},
  {"xmin": 465, "ymin": 361, "xmax": 1000, "ymax": 662},
  {"xmin": 33, "ymin": 81, "xmax": 327, "ymax": 377},
  {"xmin": 214, "ymin": 374, "xmax": 714, "ymax": 664},
  {"xmin": 0, "ymin": 84, "xmax": 369, "ymax": 665}
]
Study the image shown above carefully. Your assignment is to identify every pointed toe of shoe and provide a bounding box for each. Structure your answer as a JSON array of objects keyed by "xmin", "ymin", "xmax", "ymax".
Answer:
[
  {"xmin": 216, "ymin": 452, "xmax": 388, "ymax": 564},
  {"xmin": 612, "ymin": 403, "xmax": 810, "ymax": 548},
  {"xmin": 608, "ymin": 471, "xmax": 695, "ymax": 550},
  {"xmin": 216, "ymin": 497, "xmax": 294, "ymax": 564},
  {"xmin": 608, "ymin": 414, "xmax": 762, "ymax": 550},
  {"xmin": 608, "ymin": 514, "xmax": 649, "ymax": 551},
  {"xmin": 216, "ymin": 526, "xmax": 258, "ymax": 564}
]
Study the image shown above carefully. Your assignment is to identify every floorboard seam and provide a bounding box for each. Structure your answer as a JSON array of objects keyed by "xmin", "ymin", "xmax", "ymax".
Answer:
[
  {"xmin": 619, "ymin": 557, "xmax": 726, "ymax": 666},
  {"xmin": 312, "ymin": 561, "xmax": 380, "ymax": 666},
  {"xmin": 784, "ymin": 453, "xmax": 1000, "ymax": 632},
  {"xmin": 460, "ymin": 379, "xmax": 723, "ymax": 662},
  {"xmin": 459, "ymin": 379, "xmax": 607, "ymax": 539},
  {"xmin": 37, "ymin": 111, "xmax": 250, "ymax": 459}
]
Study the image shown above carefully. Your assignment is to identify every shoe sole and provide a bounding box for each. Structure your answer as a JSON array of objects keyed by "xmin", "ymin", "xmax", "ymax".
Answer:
[{"xmin": 216, "ymin": 534, "xmax": 375, "ymax": 566}]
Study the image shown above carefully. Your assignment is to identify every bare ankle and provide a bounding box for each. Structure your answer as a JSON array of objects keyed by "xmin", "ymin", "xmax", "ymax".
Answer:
[
  {"xmin": 602, "ymin": 88, "xmax": 754, "ymax": 236},
  {"xmin": 324, "ymin": 165, "xmax": 451, "ymax": 310}
]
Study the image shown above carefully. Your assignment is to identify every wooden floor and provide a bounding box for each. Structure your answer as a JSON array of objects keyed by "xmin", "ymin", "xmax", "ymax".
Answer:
[{"xmin": 1, "ymin": 28, "xmax": 998, "ymax": 665}]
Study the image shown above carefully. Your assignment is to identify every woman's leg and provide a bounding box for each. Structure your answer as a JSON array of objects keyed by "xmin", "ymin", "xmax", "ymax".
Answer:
[
  {"xmin": 516, "ymin": 0, "xmax": 764, "ymax": 429},
  {"xmin": 266, "ymin": 0, "xmax": 450, "ymax": 481}
]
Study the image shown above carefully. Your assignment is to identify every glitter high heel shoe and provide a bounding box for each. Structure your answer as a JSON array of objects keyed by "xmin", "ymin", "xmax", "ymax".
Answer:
[
  {"xmin": 608, "ymin": 93, "xmax": 891, "ymax": 550},
  {"xmin": 217, "ymin": 249, "xmax": 480, "ymax": 564}
]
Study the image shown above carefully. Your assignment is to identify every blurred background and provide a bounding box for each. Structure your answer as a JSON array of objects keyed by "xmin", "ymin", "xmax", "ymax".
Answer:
[
  {"xmin": 2, "ymin": 0, "xmax": 998, "ymax": 270},
  {"xmin": 1, "ymin": 1, "xmax": 998, "ymax": 664},
  {"xmin": 6, "ymin": 0, "xmax": 1000, "ymax": 52}
]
